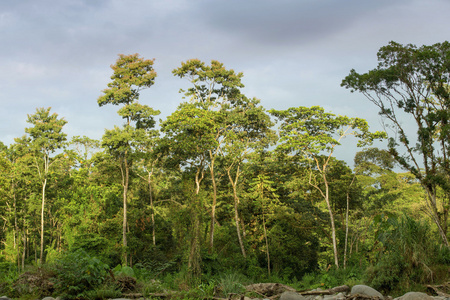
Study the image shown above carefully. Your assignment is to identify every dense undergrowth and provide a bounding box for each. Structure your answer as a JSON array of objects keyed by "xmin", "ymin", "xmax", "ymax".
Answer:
[{"xmin": 1, "ymin": 219, "xmax": 449, "ymax": 300}]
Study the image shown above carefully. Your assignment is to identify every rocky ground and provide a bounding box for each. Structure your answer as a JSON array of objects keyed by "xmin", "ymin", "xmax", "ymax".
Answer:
[
  {"xmin": 247, "ymin": 283, "xmax": 450, "ymax": 300},
  {"xmin": 1, "ymin": 282, "xmax": 449, "ymax": 300}
]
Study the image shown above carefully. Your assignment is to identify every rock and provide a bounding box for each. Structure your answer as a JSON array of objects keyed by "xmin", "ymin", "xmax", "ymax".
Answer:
[
  {"xmin": 42, "ymin": 297, "xmax": 57, "ymax": 300},
  {"xmin": 323, "ymin": 292, "xmax": 346, "ymax": 300},
  {"xmin": 280, "ymin": 291, "xmax": 306, "ymax": 300},
  {"xmin": 431, "ymin": 297, "xmax": 448, "ymax": 300},
  {"xmin": 0, "ymin": 297, "xmax": 11, "ymax": 300},
  {"xmin": 397, "ymin": 292, "xmax": 433, "ymax": 300},
  {"xmin": 350, "ymin": 285, "xmax": 384, "ymax": 298}
]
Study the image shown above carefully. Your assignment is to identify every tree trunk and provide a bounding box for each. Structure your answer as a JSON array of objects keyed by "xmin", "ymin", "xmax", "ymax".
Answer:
[
  {"xmin": 187, "ymin": 166, "xmax": 205, "ymax": 284},
  {"xmin": 208, "ymin": 157, "xmax": 217, "ymax": 252},
  {"xmin": 233, "ymin": 189, "xmax": 246, "ymax": 258},
  {"xmin": 122, "ymin": 158, "xmax": 129, "ymax": 266},
  {"xmin": 228, "ymin": 167, "xmax": 246, "ymax": 258},
  {"xmin": 148, "ymin": 171, "xmax": 156, "ymax": 246},
  {"xmin": 40, "ymin": 177, "xmax": 47, "ymax": 264},
  {"xmin": 344, "ymin": 191, "xmax": 350, "ymax": 269},
  {"xmin": 262, "ymin": 214, "xmax": 270, "ymax": 276},
  {"xmin": 426, "ymin": 187, "xmax": 449, "ymax": 247},
  {"xmin": 22, "ymin": 227, "xmax": 27, "ymax": 271},
  {"xmin": 323, "ymin": 173, "xmax": 339, "ymax": 268},
  {"xmin": 13, "ymin": 187, "xmax": 19, "ymax": 269}
]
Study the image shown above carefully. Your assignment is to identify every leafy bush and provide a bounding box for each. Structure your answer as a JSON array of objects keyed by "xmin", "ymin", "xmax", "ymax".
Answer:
[
  {"xmin": 0, "ymin": 261, "xmax": 19, "ymax": 295},
  {"xmin": 365, "ymin": 214, "xmax": 440, "ymax": 293},
  {"xmin": 113, "ymin": 264, "xmax": 135, "ymax": 278},
  {"xmin": 84, "ymin": 282, "xmax": 122, "ymax": 300},
  {"xmin": 53, "ymin": 249, "xmax": 109, "ymax": 299},
  {"xmin": 217, "ymin": 272, "xmax": 247, "ymax": 298}
]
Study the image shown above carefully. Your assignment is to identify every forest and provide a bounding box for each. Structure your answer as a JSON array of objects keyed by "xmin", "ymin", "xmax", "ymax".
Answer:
[{"xmin": 0, "ymin": 41, "xmax": 449, "ymax": 299}]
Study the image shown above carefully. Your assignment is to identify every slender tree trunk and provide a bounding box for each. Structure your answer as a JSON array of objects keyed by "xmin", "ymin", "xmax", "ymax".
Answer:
[
  {"xmin": 344, "ymin": 175, "xmax": 356, "ymax": 269},
  {"xmin": 323, "ymin": 174, "xmax": 339, "ymax": 269},
  {"xmin": 148, "ymin": 171, "xmax": 156, "ymax": 246},
  {"xmin": 208, "ymin": 158, "xmax": 217, "ymax": 253},
  {"xmin": 344, "ymin": 192, "xmax": 349, "ymax": 269},
  {"xmin": 13, "ymin": 187, "xmax": 19, "ymax": 269},
  {"xmin": 262, "ymin": 214, "xmax": 270, "ymax": 276},
  {"xmin": 426, "ymin": 187, "xmax": 449, "ymax": 247},
  {"xmin": 40, "ymin": 177, "xmax": 47, "ymax": 264},
  {"xmin": 227, "ymin": 167, "xmax": 246, "ymax": 257},
  {"xmin": 122, "ymin": 158, "xmax": 129, "ymax": 266},
  {"xmin": 188, "ymin": 167, "xmax": 204, "ymax": 284},
  {"xmin": 22, "ymin": 227, "xmax": 27, "ymax": 271}
]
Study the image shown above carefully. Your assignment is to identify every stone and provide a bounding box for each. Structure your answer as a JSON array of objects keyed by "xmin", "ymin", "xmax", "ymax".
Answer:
[
  {"xmin": 323, "ymin": 292, "xmax": 346, "ymax": 300},
  {"xmin": 398, "ymin": 292, "xmax": 433, "ymax": 300},
  {"xmin": 0, "ymin": 297, "xmax": 11, "ymax": 300},
  {"xmin": 350, "ymin": 285, "xmax": 384, "ymax": 298},
  {"xmin": 280, "ymin": 291, "xmax": 307, "ymax": 300}
]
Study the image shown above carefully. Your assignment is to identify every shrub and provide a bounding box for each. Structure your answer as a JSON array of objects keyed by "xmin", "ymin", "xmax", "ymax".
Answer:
[
  {"xmin": 84, "ymin": 282, "xmax": 122, "ymax": 300},
  {"xmin": 0, "ymin": 261, "xmax": 19, "ymax": 295},
  {"xmin": 53, "ymin": 249, "xmax": 109, "ymax": 299},
  {"xmin": 365, "ymin": 214, "xmax": 441, "ymax": 293},
  {"xmin": 217, "ymin": 272, "xmax": 247, "ymax": 298}
]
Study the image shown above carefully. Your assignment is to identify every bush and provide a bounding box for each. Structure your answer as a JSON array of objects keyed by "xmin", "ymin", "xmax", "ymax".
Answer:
[
  {"xmin": 0, "ymin": 261, "xmax": 19, "ymax": 295},
  {"xmin": 365, "ymin": 214, "xmax": 442, "ymax": 293},
  {"xmin": 217, "ymin": 271, "xmax": 247, "ymax": 298},
  {"xmin": 53, "ymin": 249, "xmax": 109, "ymax": 299},
  {"xmin": 84, "ymin": 282, "xmax": 122, "ymax": 300}
]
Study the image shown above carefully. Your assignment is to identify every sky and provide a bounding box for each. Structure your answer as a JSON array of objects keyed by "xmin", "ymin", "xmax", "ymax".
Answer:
[{"xmin": 1, "ymin": 0, "xmax": 449, "ymax": 166}]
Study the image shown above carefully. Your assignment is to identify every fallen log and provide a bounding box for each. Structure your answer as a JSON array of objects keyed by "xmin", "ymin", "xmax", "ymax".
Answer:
[
  {"xmin": 245, "ymin": 282, "xmax": 296, "ymax": 297},
  {"xmin": 426, "ymin": 282, "xmax": 450, "ymax": 297},
  {"xmin": 300, "ymin": 285, "xmax": 350, "ymax": 296}
]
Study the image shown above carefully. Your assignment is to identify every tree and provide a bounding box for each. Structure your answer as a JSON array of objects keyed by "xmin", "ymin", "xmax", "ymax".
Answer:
[
  {"xmin": 219, "ymin": 97, "xmax": 276, "ymax": 257},
  {"xmin": 19, "ymin": 107, "xmax": 67, "ymax": 264},
  {"xmin": 159, "ymin": 103, "xmax": 217, "ymax": 280},
  {"xmin": 342, "ymin": 41, "xmax": 450, "ymax": 246},
  {"xmin": 248, "ymin": 174, "xmax": 280, "ymax": 276},
  {"xmin": 97, "ymin": 53, "xmax": 160, "ymax": 265},
  {"xmin": 172, "ymin": 59, "xmax": 247, "ymax": 252},
  {"xmin": 270, "ymin": 106, "xmax": 385, "ymax": 268}
]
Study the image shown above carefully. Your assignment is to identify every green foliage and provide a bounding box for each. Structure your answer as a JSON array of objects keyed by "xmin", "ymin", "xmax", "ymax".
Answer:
[
  {"xmin": 298, "ymin": 266, "xmax": 364, "ymax": 290},
  {"xmin": 217, "ymin": 272, "xmax": 247, "ymax": 298},
  {"xmin": 113, "ymin": 264, "xmax": 135, "ymax": 278},
  {"xmin": 365, "ymin": 214, "xmax": 444, "ymax": 293},
  {"xmin": 53, "ymin": 249, "xmax": 109, "ymax": 299},
  {"xmin": 84, "ymin": 282, "xmax": 122, "ymax": 300},
  {"xmin": 4, "ymin": 50, "xmax": 450, "ymax": 298},
  {"xmin": 70, "ymin": 233, "xmax": 120, "ymax": 267},
  {"xmin": 98, "ymin": 53, "xmax": 157, "ymax": 108},
  {"xmin": 342, "ymin": 41, "xmax": 450, "ymax": 246},
  {"xmin": 0, "ymin": 261, "xmax": 19, "ymax": 296},
  {"xmin": 24, "ymin": 107, "xmax": 68, "ymax": 153}
]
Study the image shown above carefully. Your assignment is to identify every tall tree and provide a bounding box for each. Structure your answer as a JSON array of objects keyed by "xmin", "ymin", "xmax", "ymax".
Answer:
[
  {"xmin": 159, "ymin": 103, "xmax": 217, "ymax": 280},
  {"xmin": 172, "ymin": 59, "xmax": 249, "ymax": 252},
  {"xmin": 19, "ymin": 107, "xmax": 67, "ymax": 264},
  {"xmin": 219, "ymin": 97, "xmax": 276, "ymax": 257},
  {"xmin": 270, "ymin": 106, "xmax": 385, "ymax": 268},
  {"xmin": 98, "ymin": 53, "xmax": 159, "ymax": 265},
  {"xmin": 248, "ymin": 174, "xmax": 280, "ymax": 276},
  {"xmin": 342, "ymin": 41, "xmax": 450, "ymax": 246}
]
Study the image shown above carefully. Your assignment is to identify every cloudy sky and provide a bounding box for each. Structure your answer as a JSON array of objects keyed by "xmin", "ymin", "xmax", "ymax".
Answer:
[{"xmin": 1, "ymin": 0, "xmax": 449, "ymax": 165}]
